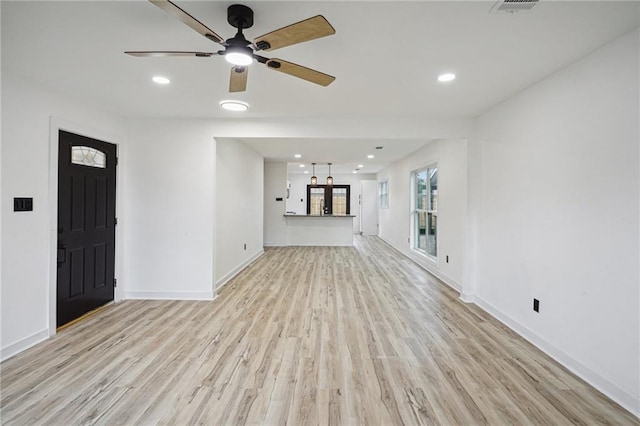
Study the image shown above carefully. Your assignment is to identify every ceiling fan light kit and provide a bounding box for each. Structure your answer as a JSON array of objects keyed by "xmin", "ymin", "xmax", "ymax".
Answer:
[
  {"xmin": 225, "ymin": 49, "xmax": 253, "ymax": 66},
  {"xmin": 126, "ymin": 1, "xmax": 336, "ymax": 93}
]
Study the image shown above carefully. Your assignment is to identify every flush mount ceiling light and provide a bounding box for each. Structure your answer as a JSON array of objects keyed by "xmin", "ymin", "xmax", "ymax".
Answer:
[
  {"xmin": 220, "ymin": 100, "xmax": 249, "ymax": 111},
  {"xmin": 438, "ymin": 73, "xmax": 456, "ymax": 82},
  {"xmin": 367, "ymin": 154, "xmax": 375, "ymax": 159},
  {"xmin": 294, "ymin": 154, "xmax": 302, "ymax": 158},
  {"xmin": 311, "ymin": 163, "xmax": 317, "ymax": 186},
  {"xmin": 326, "ymin": 162, "xmax": 333, "ymax": 186},
  {"xmin": 152, "ymin": 76, "xmax": 170, "ymax": 84}
]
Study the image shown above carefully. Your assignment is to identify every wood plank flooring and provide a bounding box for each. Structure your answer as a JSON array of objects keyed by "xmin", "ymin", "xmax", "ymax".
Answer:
[{"xmin": 1, "ymin": 236, "xmax": 637, "ymax": 425}]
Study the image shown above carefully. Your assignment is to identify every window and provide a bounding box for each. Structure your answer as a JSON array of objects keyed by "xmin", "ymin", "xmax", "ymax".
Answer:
[
  {"xmin": 413, "ymin": 166, "xmax": 438, "ymax": 258},
  {"xmin": 332, "ymin": 187, "xmax": 348, "ymax": 215},
  {"xmin": 71, "ymin": 146, "xmax": 106, "ymax": 168},
  {"xmin": 306, "ymin": 185, "xmax": 350, "ymax": 215},
  {"xmin": 379, "ymin": 180, "xmax": 389, "ymax": 209},
  {"xmin": 309, "ymin": 187, "xmax": 325, "ymax": 215}
]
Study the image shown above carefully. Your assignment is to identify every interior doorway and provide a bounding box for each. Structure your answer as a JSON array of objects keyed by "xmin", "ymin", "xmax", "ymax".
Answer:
[{"xmin": 360, "ymin": 180, "xmax": 378, "ymax": 235}]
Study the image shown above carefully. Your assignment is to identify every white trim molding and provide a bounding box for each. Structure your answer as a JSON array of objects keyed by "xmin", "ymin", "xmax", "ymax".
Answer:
[
  {"xmin": 459, "ymin": 292, "xmax": 476, "ymax": 303},
  {"xmin": 474, "ymin": 295, "xmax": 640, "ymax": 418},
  {"xmin": 48, "ymin": 117, "xmax": 125, "ymax": 339},
  {"xmin": 123, "ymin": 291, "xmax": 216, "ymax": 301},
  {"xmin": 379, "ymin": 235, "xmax": 462, "ymax": 292},
  {"xmin": 1, "ymin": 329, "xmax": 50, "ymax": 362},
  {"xmin": 215, "ymin": 249, "xmax": 264, "ymax": 292},
  {"xmin": 378, "ymin": 235, "xmax": 639, "ymax": 417}
]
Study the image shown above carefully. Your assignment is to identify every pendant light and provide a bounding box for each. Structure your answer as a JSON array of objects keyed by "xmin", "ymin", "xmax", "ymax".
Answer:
[
  {"xmin": 326, "ymin": 162, "xmax": 333, "ymax": 186},
  {"xmin": 310, "ymin": 163, "xmax": 317, "ymax": 186}
]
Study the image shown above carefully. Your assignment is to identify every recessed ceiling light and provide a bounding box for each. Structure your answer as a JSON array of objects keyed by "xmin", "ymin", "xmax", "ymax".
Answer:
[
  {"xmin": 220, "ymin": 100, "xmax": 248, "ymax": 112},
  {"xmin": 294, "ymin": 154, "xmax": 302, "ymax": 158},
  {"xmin": 358, "ymin": 164, "xmax": 364, "ymax": 168},
  {"xmin": 304, "ymin": 170, "xmax": 309, "ymax": 174},
  {"xmin": 152, "ymin": 76, "xmax": 170, "ymax": 84},
  {"xmin": 299, "ymin": 164, "xmax": 305, "ymax": 168},
  {"xmin": 438, "ymin": 73, "xmax": 456, "ymax": 82},
  {"xmin": 367, "ymin": 155, "xmax": 375, "ymax": 159},
  {"xmin": 352, "ymin": 170, "xmax": 358, "ymax": 174}
]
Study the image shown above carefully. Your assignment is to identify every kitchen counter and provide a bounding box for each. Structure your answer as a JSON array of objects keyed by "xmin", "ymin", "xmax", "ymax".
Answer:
[
  {"xmin": 283, "ymin": 214, "xmax": 356, "ymax": 217},
  {"xmin": 283, "ymin": 214, "xmax": 355, "ymax": 246}
]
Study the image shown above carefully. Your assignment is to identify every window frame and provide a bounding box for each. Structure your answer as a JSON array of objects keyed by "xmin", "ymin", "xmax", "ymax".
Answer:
[
  {"xmin": 411, "ymin": 163, "xmax": 438, "ymax": 261},
  {"xmin": 306, "ymin": 184, "xmax": 350, "ymax": 215},
  {"xmin": 379, "ymin": 180, "xmax": 389, "ymax": 209}
]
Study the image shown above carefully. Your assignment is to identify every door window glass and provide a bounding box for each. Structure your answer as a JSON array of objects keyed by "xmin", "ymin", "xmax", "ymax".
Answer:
[
  {"xmin": 71, "ymin": 146, "xmax": 106, "ymax": 168},
  {"xmin": 332, "ymin": 187, "xmax": 347, "ymax": 215},
  {"xmin": 413, "ymin": 166, "xmax": 438, "ymax": 258},
  {"xmin": 310, "ymin": 187, "xmax": 325, "ymax": 215}
]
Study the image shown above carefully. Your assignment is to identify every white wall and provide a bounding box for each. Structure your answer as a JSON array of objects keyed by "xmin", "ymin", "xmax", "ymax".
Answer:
[
  {"xmin": 1, "ymin": 73, "xmax": 126, "ymax": 359},
  {"xmin": 264, "ymin": 162, "xmax": 287, "ymax": 246},
  {"xmin": 377, "ymin": 139, "xmax": 468, "ymax": 290},
  {"xmin": 471, "ymin": 29, "xmax": 639, "ymax": 414},
  {"xmin": 215, "ymin": 138, "xmax": 264, "ymax": 289},
  {"xmin": 286, "ymin": 172, "xmax": 376, "ymax": 233},
  {"xmin": 123, "ymin": 119, "xmax": 216, "ymax": 300}
]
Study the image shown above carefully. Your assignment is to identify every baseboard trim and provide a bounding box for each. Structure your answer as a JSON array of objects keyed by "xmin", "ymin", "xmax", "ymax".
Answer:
[
  {"xmin": 216, "ymin": 249, "xmax": 264, "ymax": 291},
  {"xmin": 123, "ymin": 291, "xmax": 215, "ymax": 301},
  {"xmin": 1, "ymin": 329, "xmax": 50, "ymax": 362},
  {"xmin": 378, "ymin": 235, "xmax": 462, "ymax": 292},
  {"xmin": 474, "ymin": 295, "xmax": 640, "ymax": 418},
  {"xmin": 459, "ymin": 292, "xmax": 476, "ymax": 303},
  {"xmin": 378, "ymin": 234, "xmax": 638, "ymax": 417},
  {"xmin": 263, "ymin": 242, "xmax": 285, "ymax": 247}
]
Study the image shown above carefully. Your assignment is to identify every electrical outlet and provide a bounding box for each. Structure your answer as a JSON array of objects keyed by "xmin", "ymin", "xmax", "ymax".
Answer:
[{"xmin": 533, "ymin": 298, "xmax": 540, "ymax": 312}]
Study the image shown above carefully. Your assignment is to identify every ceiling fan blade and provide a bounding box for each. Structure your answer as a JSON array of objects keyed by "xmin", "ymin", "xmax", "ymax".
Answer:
[
  {"xmin": 125, "ymin": 51, "xmax": 215, "ymax": 57},
  {"xmin": 265, "ymin": 59, "xmax": 335, "ymax": 87},
  {"xmin": 149, "ymin": 0, "xmax": 224, "ymax": 44},
  {"xmin": 254, "ymin": 15, "xmax": 335, "ymax": 51},
  {"xmin": 229, "ymin": 66, "xmax": 248, "ymax": 92}
]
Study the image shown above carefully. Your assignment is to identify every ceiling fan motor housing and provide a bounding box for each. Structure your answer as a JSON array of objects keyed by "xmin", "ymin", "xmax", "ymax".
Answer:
[{"xmin": 227, "ymin": 4, "xmax": 254, "ymax": 29}]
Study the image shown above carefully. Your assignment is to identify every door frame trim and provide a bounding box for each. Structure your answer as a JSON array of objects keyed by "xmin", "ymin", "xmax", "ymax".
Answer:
[{"xmin": 48, "ymin": 117, "xmax": 124, "ymax": 337}]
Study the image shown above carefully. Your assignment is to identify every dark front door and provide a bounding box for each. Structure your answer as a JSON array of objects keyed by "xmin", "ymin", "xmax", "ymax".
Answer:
[{"xmin": 57, "ymin": 130, "xmax": 117, "ymax": 327}]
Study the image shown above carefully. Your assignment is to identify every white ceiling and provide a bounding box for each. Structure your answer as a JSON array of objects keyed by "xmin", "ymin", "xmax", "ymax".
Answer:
[
  {"xmin": 3, "ymin": 1, "xmax": 639, "ymax": 172},
  {"xmin": 226, "ymin": 137, "xmax": 432, "ymax": 174}
]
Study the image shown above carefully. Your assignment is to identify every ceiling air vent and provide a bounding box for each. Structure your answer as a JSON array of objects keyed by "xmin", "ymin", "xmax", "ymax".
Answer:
[{"xmin": 490, "ymin": 0, "xmax": 539, "ymax": 13}]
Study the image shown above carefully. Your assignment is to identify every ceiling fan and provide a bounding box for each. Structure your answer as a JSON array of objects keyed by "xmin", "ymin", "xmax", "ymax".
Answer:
[{"xmin": 125, "ymin": 0, "xmax": 336, "ymax": 92}]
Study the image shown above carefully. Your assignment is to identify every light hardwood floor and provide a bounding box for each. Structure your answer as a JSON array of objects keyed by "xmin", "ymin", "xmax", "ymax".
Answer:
[{"xmin": 1, "ymin": 236, "xmax": 637, "ymax": 425}]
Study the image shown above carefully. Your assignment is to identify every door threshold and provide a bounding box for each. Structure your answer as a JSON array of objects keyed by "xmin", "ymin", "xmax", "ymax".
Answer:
[{"xmin": 56, "ymin": 301, "xmax": 114, "ymax": 332}]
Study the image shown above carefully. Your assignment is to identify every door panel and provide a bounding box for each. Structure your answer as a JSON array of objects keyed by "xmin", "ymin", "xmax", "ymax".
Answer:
[
  {"xmin": 70, "ymin": 175, "xmax": 85, "ymax": 231},
  {"xmin": 360, "ymin": 180, "xmax": 379, "ymax": 235},
  {"xmin": 57, "ymin": 130, "xmax": 116, "ymax": 327}
]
